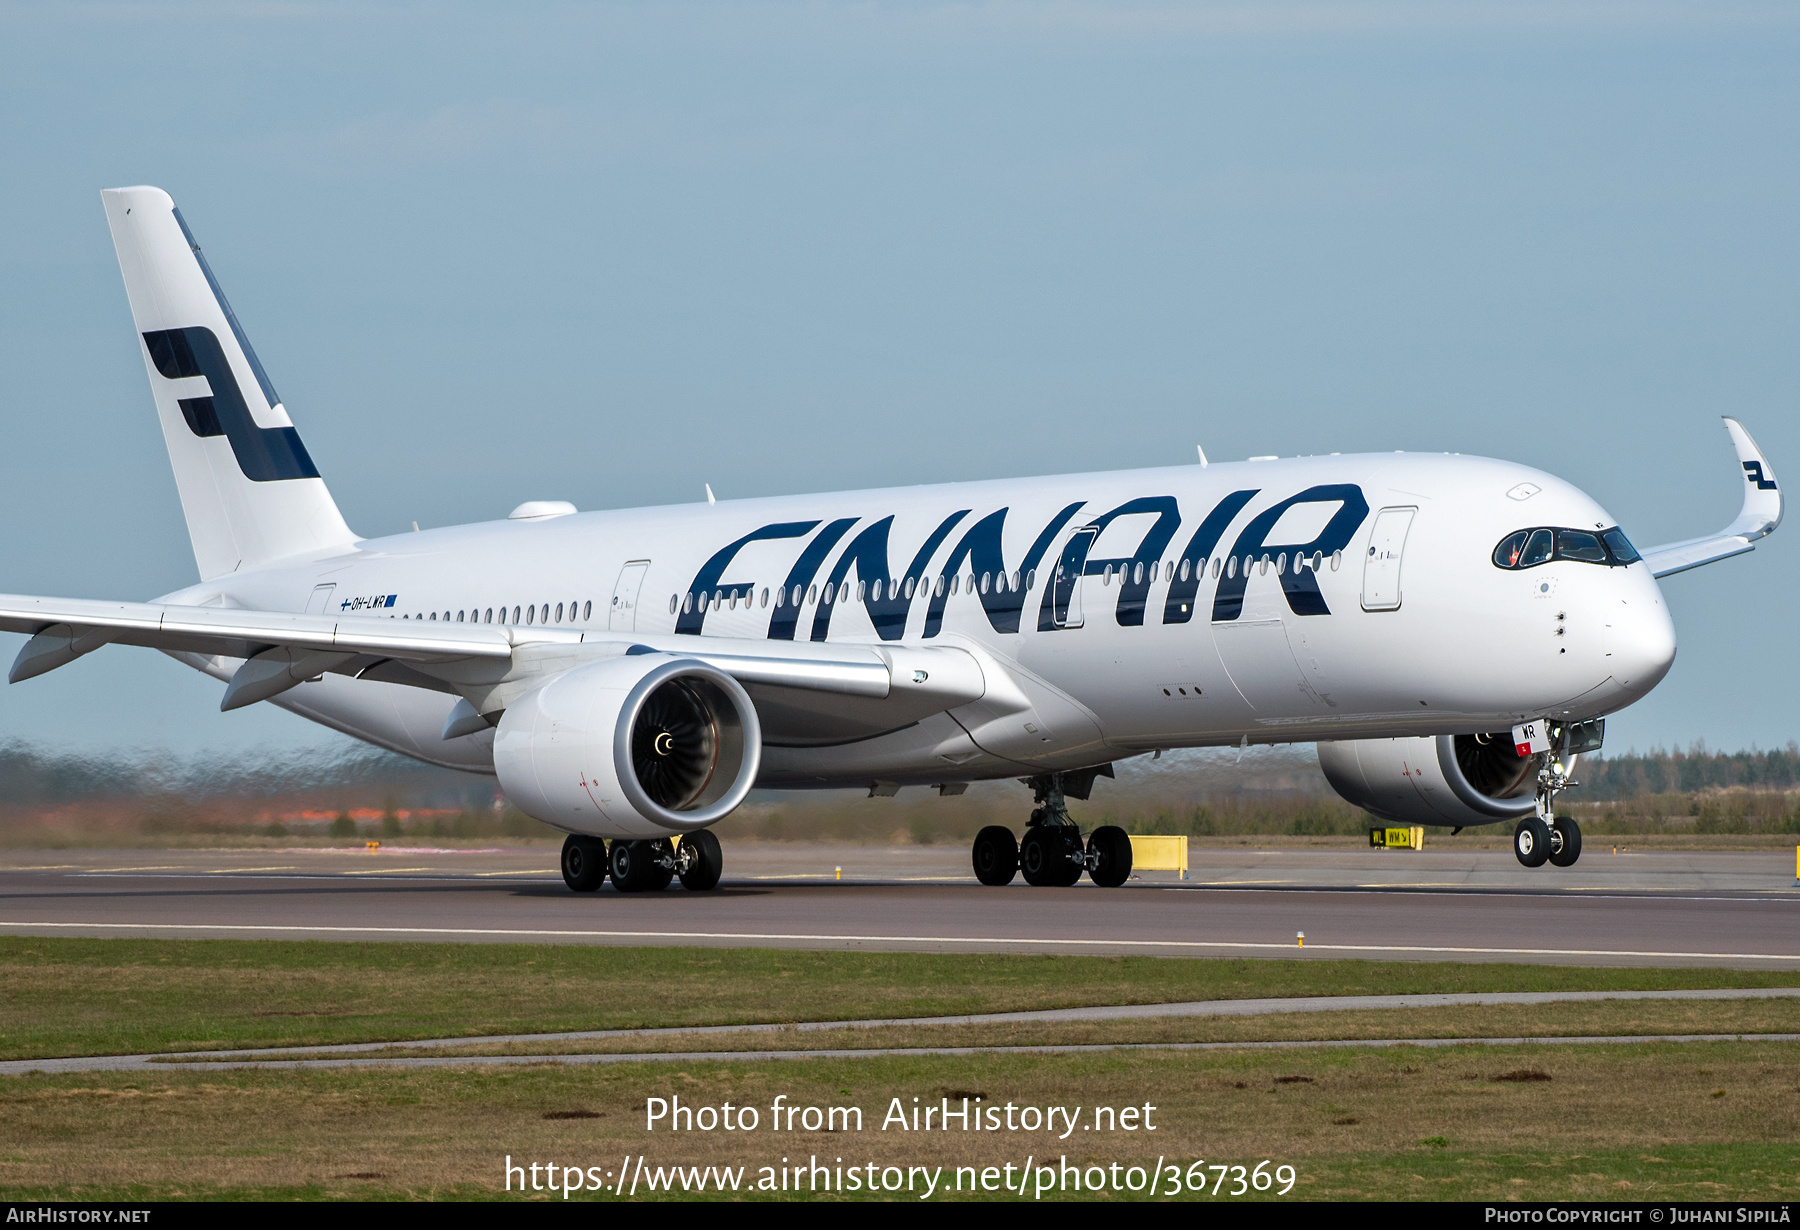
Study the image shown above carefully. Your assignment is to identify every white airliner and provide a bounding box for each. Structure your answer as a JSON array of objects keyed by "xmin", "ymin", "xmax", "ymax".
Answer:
[{"xmin": 2, "ymin": 187, "xmax": 1783, "ymax": 891}]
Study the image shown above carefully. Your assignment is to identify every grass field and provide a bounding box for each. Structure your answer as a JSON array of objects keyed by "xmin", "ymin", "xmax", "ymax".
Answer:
[
  {"xmin": 2, "ymin": 1043, "xmax": 1797, "ymax": 1200},
  {"xmin": 2, "ymin": 937, "xmax": 1798, "ymax": 1060},
  {"xmin": 3, "ymin": 937, "xmax": 1798, "ymax": 1201}
]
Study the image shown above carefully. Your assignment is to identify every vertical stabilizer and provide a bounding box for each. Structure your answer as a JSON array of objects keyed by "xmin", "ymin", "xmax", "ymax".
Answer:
[{"xmin": 101, "ymin": 186, "xmax": 357, "ymax": 581}]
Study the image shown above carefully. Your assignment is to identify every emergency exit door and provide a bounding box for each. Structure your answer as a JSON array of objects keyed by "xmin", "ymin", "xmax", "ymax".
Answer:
[{"xmin": 609, "ymin": 561, "xmax": 650, "ymax": 631}]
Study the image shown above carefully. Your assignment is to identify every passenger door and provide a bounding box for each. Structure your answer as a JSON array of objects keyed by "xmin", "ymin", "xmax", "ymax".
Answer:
[
  {"xmin": 1051, "ymin": 527, "xmax": 1096, "ymax": 628},
  {"xmin": 609, "ymin": 561, "xmax": 650, "ymax": 631},
  {"xmin": 1360, "ymin": 507, "xmax": 1416, "ymax": 612}
]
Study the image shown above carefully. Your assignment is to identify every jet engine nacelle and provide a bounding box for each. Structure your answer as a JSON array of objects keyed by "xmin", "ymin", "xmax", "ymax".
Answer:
[
  {"xmin": 1316, "ymin": 734, "xmax": 1551, "ymax": 829},
  {"xmin": 493, "ymin": 654, "xmax": 761, "ymax": 839}
]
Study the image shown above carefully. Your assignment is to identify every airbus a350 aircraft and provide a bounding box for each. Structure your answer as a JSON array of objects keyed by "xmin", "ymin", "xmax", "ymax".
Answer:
[{"xmin": 2, "ymin": 188, "xmax": 1783, "ymax": 892}]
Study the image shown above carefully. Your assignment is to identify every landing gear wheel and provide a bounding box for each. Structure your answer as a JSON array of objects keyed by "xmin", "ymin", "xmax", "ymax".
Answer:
[
  {"xmin": 609, "ymin": 839, "xmax": 654, "ymax": 892},
  {"xmin": 1086, "ymin": 825, "xmax": 1133, "ymax": 888},
  {"xmin": 972, "ymin": 826, "xmax": 1019, "ymax": 886},
  {"xmin": 560, "ymin": 835, "xmax": 608, "ymax": 892},
  {"xmin": 1021, "ymin": 827, "xmax": 1083, "ymax": 886},
  {"xmin": 677, "ymin": 830, "xmax": 724, "ymax": 891},
  {"xmin": 1549, "ymin": 816, "xmax": 1582, "ymax": 867},
  {"xmin": 1513, "ymin": 817, "xmax": 1551, "ymax": 868}
]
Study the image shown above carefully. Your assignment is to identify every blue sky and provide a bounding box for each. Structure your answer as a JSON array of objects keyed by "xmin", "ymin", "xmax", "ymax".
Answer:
[{"xmin": 0, "ymin": 1, "xmax": 1795, "ymax": 757}]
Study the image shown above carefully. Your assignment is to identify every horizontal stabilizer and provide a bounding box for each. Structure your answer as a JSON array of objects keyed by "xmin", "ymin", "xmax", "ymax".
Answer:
[{"xmin": 1641, "ymin": 417, "xmax": 1783, "ymax": 579}]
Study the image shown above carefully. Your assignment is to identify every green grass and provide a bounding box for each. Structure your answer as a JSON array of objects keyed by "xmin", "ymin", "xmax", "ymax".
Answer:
[
  {"xmin": 1, "ymin": 937, "xmax": 1796, "ymax": 1060},
  {"xmin": 1, "ymin": 1041, "xmax": 1797, "ymax": 1200}
]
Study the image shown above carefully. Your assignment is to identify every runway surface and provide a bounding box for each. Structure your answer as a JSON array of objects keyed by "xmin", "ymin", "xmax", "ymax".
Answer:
[
  {"xmin": 2, "ymin": 843, "xmax": 1798, "ymax": 968},
  {"xmin": 10, "ymin": 846, "xmax": 1800, "ymax": 972}
]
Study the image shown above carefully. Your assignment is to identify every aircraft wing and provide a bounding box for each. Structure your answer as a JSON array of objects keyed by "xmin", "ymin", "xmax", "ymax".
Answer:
[
  {"xmin": 0, "ymin": 594, "xmax": 983, "ymax": 720},
  {"xmin": 1640, "ymin": 417, "xmax": 1783, "ymax": 579}
]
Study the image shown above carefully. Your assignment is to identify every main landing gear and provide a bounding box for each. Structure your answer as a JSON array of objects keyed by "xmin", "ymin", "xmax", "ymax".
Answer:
[
  {"xmin": 560, "ymin": 830, "xmax": 724, "ymax": 893},
  {"xmin": 971, "ymin": 771, "xmax": 1134, "ymax": 888},
  {"xmin": 1513, "ymin": 734, "xmax": 1584, "ymax": 869}
]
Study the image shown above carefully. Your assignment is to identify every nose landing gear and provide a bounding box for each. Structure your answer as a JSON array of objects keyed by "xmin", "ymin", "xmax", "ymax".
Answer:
[
  {"xmin": 968, "ymin": 770, "xmax": 1134, "ymax": 887},
  {"xmin": 1513, "ymin": 734, "xmax": 1584, "ymax": 868}
]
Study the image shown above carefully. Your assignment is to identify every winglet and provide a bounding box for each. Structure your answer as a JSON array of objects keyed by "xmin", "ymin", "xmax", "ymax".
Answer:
[
  {"xmin": 1640, "ymin": 417, "xmax": 1783, "ymax": 579},
  {"xmin": 1721, "ymin": 416, "xmax": 1781, "ymax": 541}
]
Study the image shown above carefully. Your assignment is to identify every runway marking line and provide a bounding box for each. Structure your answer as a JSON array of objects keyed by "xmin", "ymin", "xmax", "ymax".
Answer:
[
  {"xmin": 1, "ymin": 920, "xmax": 1796, "ymax": 963},
  {"xmin": 75, "ymin": 867, "xmax": 188, "ymax": 874},
  {"xmin": 206, "ymin": 867, "xmax": 296, "ymax": 874}
]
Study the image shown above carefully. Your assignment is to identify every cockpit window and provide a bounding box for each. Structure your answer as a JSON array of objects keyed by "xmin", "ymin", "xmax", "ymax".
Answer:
[
  {"xmin": 1601, "ymin": 528, "xmax": 1640, "ymax": 564},
  {"xmin": 1520, "ymin": 528, "xmax": 1554, "ymax": 567},
  {"xmin": 1493, "ymin": 530, "xmax": 1529, "ymax": 569},
  {"xmin": 1556, "ymin": 530, "xmax": 1607, "ymax": 563},
  {"xmin": 1493, "ymin": 526, "xmax": 1640, "ymax": 570}
]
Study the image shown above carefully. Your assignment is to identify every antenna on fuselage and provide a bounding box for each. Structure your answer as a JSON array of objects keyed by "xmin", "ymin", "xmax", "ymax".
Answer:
[
  {"xmin": 705, "ymin": 484, "xmax": 716, "ymax": 505},
  {"xmin": 1196, "ymin": 445, "xmax": 1209, "ymax": 467}
]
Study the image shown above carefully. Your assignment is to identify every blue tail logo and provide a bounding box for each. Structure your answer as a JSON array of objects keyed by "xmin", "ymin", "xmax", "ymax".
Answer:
[
  {"xmin": 142, "ymin": 327, "xmax": 320, "ymax": 482},
  {"xmin": 1744, "ymin": 460, "xmax": 1778, "ymax": 491}
]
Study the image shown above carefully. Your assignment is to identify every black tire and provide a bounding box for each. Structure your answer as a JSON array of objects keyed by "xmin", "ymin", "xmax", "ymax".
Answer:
[
  {"xmin": 1514, "ymin": 816, "xmax": 1551, "ymax": 868},
  {"xmin": 1021, "ymin": 826, "xmax": 1083, "ymax": 887},
  {"xmin": 1549, "ymin": 815, "xmax": 1582, "ymax": 867},
  {"xmin": 1019, "ymin": 827, "xmax": 1059, "ymax": 886},
  {"xmin": 1052, "ymin": 830, "xmax": 1086, "ymax": 886},
  {"xmin": 609, "ymin": 839, "xmax": 651, "ymax": 892},
  {"xmin": 972, "ymin": 826, "xmax": 1019, "ymax": 886},
  {"xmin": 678, "ymin": 829, "xmax": 724, "ymax": 891},
  {"xmin": 1087, "ymin": 825, "xmax": 1133, "ymax": 888},
  {"xmin": 560, "ymin": 834, "xmax": 608, "ymax": 893}
]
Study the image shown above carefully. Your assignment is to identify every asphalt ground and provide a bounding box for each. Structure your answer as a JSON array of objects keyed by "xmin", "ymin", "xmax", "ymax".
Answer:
[{"xmin": 1, "ymin": 843, "xmax": 1797, "ymax": 968}]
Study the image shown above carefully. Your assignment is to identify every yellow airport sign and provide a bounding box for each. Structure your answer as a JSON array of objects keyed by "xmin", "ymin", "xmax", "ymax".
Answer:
[
  {"xmin": 1129, "ymin": 834, "xmax": 1189, "ymax": 877},
  {"xmin": 1370, "ymin": 825, "xmax": 1426, "ymax": 851}
]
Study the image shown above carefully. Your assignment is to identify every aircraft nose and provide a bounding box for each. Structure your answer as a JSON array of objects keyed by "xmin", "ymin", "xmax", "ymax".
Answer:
[{"xmin": 1604, "ymin": 578, "xmax": 1677, "ymax": 700}]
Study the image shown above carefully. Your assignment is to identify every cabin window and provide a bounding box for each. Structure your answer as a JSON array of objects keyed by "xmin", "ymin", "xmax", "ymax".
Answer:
[
  {"xmin": 1226, "ymin": 557, "xmax": 1237, "ymax": 579},
  {"xmin": 1102, "ymin": 565, "xmax": 1113, "ymax": 586},
  {"xmin": 1331, "ymin": 551, "xmax": 1342, "ymax": 571},
  {"xmin": 554, "ymin": 603, "xmax": 562, "ymax": 622},
  {"xmin": 584, "ymin": 600, "xmax": 592, "ymax": 620},
  {"xmin": 759, "ymin": 587, "xmax": 769, "ymax": 608},
  {"xmin": 1276, "ymin": 553, "xmax": 1287, "ymax": 575},
  {"xmin": 1025, "ymin": 569, "xmax": 1035, "ymax": 590},
  {"xmin": 512, "ymin": 606, "xmax": 521, "ymax": 623}
]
